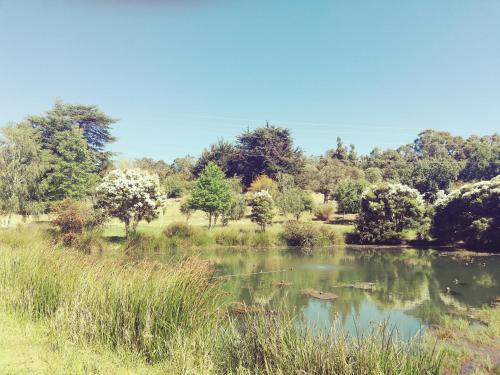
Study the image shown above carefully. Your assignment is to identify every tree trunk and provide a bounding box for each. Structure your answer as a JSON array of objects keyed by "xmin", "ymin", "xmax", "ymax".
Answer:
[
  {"xmin": 208, "ymin": 213, "xmax": 212, "ymax": 229},
  {"xmin": 124, "ymin": 218, "xmax": 130, "ymax": 238}
]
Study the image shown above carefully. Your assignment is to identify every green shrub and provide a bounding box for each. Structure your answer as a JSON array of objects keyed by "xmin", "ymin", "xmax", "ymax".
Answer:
[
  {"xmin": 432, "ymin": 176, "xmax": 500, "ymax": 251},
  {"xmin": 164, "ymin": 221, "xmax": 194, "ymax": 238},
  {"xmin": 283, "ymin": 221, "xmax": 342, "ymax": 249},
  {"xmin": 314, "ymin": 203, "xmax": 335, "ymax": 221},
  {"xmin": 356, "ymin": 184, "xmax": 426, "ymax": 244},
  {"xmin": 213, "ymin": 228, "xmax": 248, "ymax": 246}
]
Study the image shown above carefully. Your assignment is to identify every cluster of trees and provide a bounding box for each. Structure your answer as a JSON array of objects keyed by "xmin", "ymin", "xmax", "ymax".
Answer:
[
  {"xmin": 432, "ymin": 176, "xmax": 499, "ymax": 249},
  {"xmin": 0, "ymin": 101, "xmax": 498, "ymax": 249},
  {"xmin": 0, "ymin": 101, "xmax": 117, "ymax": 225},
  {"xmin": 353, "ymin": 175, "xmax": 499, "ymax": 250}
]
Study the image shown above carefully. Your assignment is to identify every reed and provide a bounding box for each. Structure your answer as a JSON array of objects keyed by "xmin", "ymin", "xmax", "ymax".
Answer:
[{"xmin": 0, "ymin": 242, "xmax": 220, "ymax": 362}]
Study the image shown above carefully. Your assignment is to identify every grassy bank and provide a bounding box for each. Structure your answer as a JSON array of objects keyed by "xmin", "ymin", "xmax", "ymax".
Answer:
[
  {"xmin": 426, "ymin": 306, "xmax": 500, "ymax": 374},
  {"xmin": 0, "ymin": 230, "xmax": 446, "ymax": 374}
]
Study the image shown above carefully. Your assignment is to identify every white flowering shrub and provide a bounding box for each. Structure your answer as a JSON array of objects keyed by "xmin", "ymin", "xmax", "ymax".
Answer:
[
  {"xmin": 95, "ymin": 169, "xmax": 164, "ymax": 236},
  {"xmin": 356, "ymin": 183, "xmax": 427, "ymax": 244},
  {"xmin": 432, "ymin": 175, "xmax": 500, "ymax": 250}
]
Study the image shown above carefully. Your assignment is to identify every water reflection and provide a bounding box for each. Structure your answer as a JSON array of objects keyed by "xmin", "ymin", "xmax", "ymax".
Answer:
[{"xmin": 202, "ymin": 247, "xmax": 500, "ymax": 338}]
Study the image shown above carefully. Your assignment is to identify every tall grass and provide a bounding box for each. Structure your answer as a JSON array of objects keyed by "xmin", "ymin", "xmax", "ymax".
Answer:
[
  {"xmin": 0, "ymin": 242, "xmax": 220, "ymax": 362},
  {"xmin": 167, "ymin": 310, "xmax": 443, "ymax": 374}
]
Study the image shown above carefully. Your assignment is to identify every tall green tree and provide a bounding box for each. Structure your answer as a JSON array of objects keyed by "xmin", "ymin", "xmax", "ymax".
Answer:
[
  {"xmin": 250, "ymin": 190, "xmax": 275, "ymax": 231},
  {"xmin": 193, "ymin": 138, "xmax": 237, "ymax": 177},
  {"xmin": 0, "ymin": 123, "xmax": 47, "ymax": 225},
  {"xmin": 276, "ymin": 187, "xmax": 313, "ymax": 221},
  {"xmin": 400, "ymin": 159, "xmax": 461, "ymax": 201},
  {"xmin": 314, "ymin": 158, "xmax": 364, "ymax": 203},
  {"xmin": 43, "ymin": 129, "xmax": 98, "ymax": 202},
  {"xmin": 188, "ymin": 162, "xmax": 232, "ymax": 228},
  {"xmin": 334, "ymin": 179, "xmax": 369, "ymax": 216},
  {"xmin": 233, "ymin": 124, "xmax": 305, "ymax": 186},
  {"xmin": 413, "ymin": 129, "xmax": 465, "ymax": 160},
  {"xmin": 460, "ymin": 135, "xmax": 500, "ymax": 181},
  {"xmin": 28, "ymin": 100, "xmax": 117, "ymax": 172}
]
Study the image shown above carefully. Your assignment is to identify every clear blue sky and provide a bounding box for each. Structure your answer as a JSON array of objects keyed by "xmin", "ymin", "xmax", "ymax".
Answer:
[{"xmin": 1, "ymin": 0, "xmax": 499, "ymax": 162}]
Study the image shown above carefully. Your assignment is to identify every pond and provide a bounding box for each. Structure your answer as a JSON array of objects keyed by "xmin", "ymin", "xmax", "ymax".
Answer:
[{"xmin": 199, "ymin": 246, "xmax": 500, "ymax": 339}]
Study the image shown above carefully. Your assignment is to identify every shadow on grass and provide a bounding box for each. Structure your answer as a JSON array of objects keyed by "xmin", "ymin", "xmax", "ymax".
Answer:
[
  {"xmin": 329, "ymin": 218, "xmax": 356, "ymax": 225},
  {"xmin": 104, "ymin": 235, "xmax": 127, "ymax": 244}
]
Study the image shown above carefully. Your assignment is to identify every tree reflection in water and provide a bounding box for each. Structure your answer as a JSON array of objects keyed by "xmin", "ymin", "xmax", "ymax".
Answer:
[{"xmin": 201, "ymin": 246, "xmax": 500, "ymax": 338}]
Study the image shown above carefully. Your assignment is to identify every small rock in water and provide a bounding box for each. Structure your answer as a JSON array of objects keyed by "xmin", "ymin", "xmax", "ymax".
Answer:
[{"xmin": 302, "ymin": 288, "xmax": 338, "ymax": 300}]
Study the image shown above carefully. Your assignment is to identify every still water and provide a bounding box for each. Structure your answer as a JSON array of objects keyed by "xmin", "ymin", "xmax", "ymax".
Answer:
[{"xmin": 200, "ymin": 247, "xmax": 500, "ymax": 339}]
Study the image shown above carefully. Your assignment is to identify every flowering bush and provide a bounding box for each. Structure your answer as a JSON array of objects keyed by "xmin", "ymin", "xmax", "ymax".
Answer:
[
  {"xmin": 95, "ymin": 169, "xmax": 164, "ymax": 236},
  {"xmin": 432, "ymin": 175, "xmax": 500, "ymax": 250},
  {"xmin": 356, "ymin": 183, "xmax": 426, "ymax": 244}
]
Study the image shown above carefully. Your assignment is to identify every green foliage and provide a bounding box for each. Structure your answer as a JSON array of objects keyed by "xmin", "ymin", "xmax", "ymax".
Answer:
[
  {"xmin": 363, "ymin": 148, "xmax": 408, "ymax": 182},
  {"xmin": 249, "ymin": 191, "xmax": 275, "ymax": 231},
  {"xmin": 221, "ymin": 194, "xmax": 246, "ymax": 226},
  {"xmin": 233, "ymin": 125, "xmax": 305, "ymax": 186},
  {"xmin": 334, "ymin": 179, "xmax": 369, "ymax": 215},
  {"xmin": 189, "ymin": 162, "xmax": 232, "ymax": 228},
  {"xmin": 356, "ymin": 184, "xmax": 427, "ymax": 244},
  {"xmin": 172, "ymin": 155, "xmax": 196, "ymax": 180},
  {"xmin": 276, "ymin": 187, "xmax": 313, "ymax": 220},
  {"xmin": 43, "ymin": 128, "xmax": 98, "ymax": 202},
  {"xmin": 432, "ymin": 175, "xmax": 500, "ymax": 251},
  {"xmin": 217, "ymin": 311, "xmax": 442, "ymax": 375},
  {"xmin": 314, "ymin": 203, "xmax": 335, "ymax": 221},
  {"xmin": 28, "ymin": 100, "xmax": 117, "ymax": 173},
  {"xmin": 282, "ymin": 221, "xmax": 341, "ymax": 249},
  {"xmin": 400, "ymin": 159, "xmax": 461, "ymax": 201},
  {"xmin": 314, "ymin": 158, "xmax": 364, "ymax": 202},
  {"xmin": 365, "ymin": 167, "xmax": 383, "ymax": 183},
  {"xmin": 0, "ymin": 122, "xmax": 48, "ymax": 222},
  {"xmin": 164, "ymin": 221, "xmax": 194, "ymax": 238},
  {"xmin": 164, "ymin": 173, "xmax": 191, "ymax": 198},
  {"xmin": 413, "ymin": 129, "xmax": 465, "ymax": 160},
  {"xmin": 134, "ymin": 157, "xmax": 174, "ymax": 181},
  {"xmin": 193, "ymin": 138, "xmax": 237, "ymax": 176},
  {"xmin": 180, "ymin": 196, "xmax": 194, "ymax": 221},
  {"xmin": 460, "ymin": 135, "xmax": 500, "ymax": 181}
]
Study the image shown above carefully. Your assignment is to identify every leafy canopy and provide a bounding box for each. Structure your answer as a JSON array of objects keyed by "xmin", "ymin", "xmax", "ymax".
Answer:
[
  {"xmin": 43, "ymin": 128, "xmax": 98, "ymax": 202},
  {"xmin": 188, "ymin": 162, "xmax": 232, "ymax": 227},
  {"xmin": 250, "ymin": 190, "xmax": 275, "ymax": 231},
  {"xmin": 356, "ymin": 184, "xmax": 426, "ymax": 244},
  {"xmin": 432, "ymin": 175, "xmax": 500, "ymax": 251},
  {"xmin": 0, "ymin": 122, "xmax": 48, "ymax": 220}
]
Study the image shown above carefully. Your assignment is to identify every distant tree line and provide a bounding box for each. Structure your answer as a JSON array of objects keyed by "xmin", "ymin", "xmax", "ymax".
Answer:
[{"xmin": 0, "ymin": 101, "xmax": 498, "ymax": 250}]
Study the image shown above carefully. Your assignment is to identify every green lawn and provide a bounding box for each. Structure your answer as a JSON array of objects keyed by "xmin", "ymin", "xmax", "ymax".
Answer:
[{"xmin": 103, "ymin": 193, "xmax": 356, "ymax": 238}]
